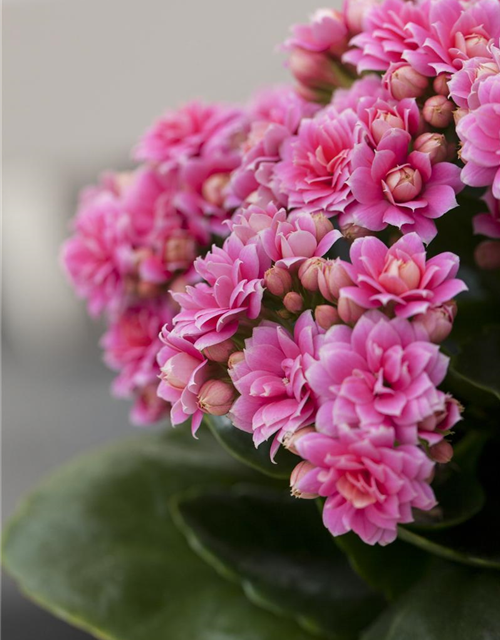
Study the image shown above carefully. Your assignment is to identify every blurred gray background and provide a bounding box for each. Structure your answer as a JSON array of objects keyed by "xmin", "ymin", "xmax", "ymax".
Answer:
[{"xmin": 2, "ymin": 0, "xmax": 328, "ymax": 637}]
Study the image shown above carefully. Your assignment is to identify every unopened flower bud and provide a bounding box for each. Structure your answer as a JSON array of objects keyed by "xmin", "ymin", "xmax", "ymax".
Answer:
[
  {"xmin": 203, "ymin": 339, "xmax": 236, "ymax": 363},
  {"xmin": 202, "ymin": 173, "xmax": 230, "ymax": 207},
  {"xmin": 385, "ymin": 166, "xmax": 423, "ymax": 202},
  {"xmin": 475, "ymin": 240, "xmax": 500, "ymax": 270},
  {"xmin": 386, "ymin": 64, "xmax": 428, "ymax": 100},
  {"xmin": 312, "ymin": 212, "xmax": 334, "ymax": 240},
  {"xmin": 371, "ymin": 111, "xmax": 405, "ymax": 145},
  {"xmin": 283, "ymin": 426, "xmax": 316, "ymax": 455},
  {"xmin": 340, "ymin": 222, "xmax": 372, "ymax": 241},
  {"xmin": 318, "ymin": 259, "xmax": 353, "ymax": 302},
  {"xmin": 290, "ymin": 461, "xmax": 319, "ymax": 499},
  {"xmin": 432, "ymin": 74, "xmax": 449, "ymax": 96},
  {"xmin": 413, "ymin": 132, "xmax": 448, "ymax": 164},
  {"xmin": 264, "ymin": 266, "xmax": 293, "ymax": 297},
  {"xmin": 337, "ymin": 295, "xmax": 365, "ymax": 325},
  {"xmin": 414, "ymin": 302, "xmax": 457, "ymax": 343},
  {"xmin": 423, "ymin": 95, "xmax": 454, "ymax": 128},
  {"xmin": 464, "ymin": 34, "xmax": 490, "ymax": 58},
  {"xmin": 197, "ymin": 379, "xmax": 236, "ymax": 416},
  {"xmin": 299, "ymin": 258, "xmax": 326, "ymax": 292},
  {"xmin": 344, "ymin": 0, "xmax": 379, "ymax": 34},
  {"xmin": 228, "ymin": 351, "xmax": 245, "ymax": 369},
  {"xmin": 429, "ymin": 440, "xmax": 454, "ymax": 464},
  {"xmin": 283, "ymin": 292, "xmax": 304, "ymax": 313},
  {"xmin": 315, "ymin": 304, "xmax": 341, "ymax": 329},
  {"xmin": 289, "ymin": 48, "xmax": 340, "ymax": 91}
]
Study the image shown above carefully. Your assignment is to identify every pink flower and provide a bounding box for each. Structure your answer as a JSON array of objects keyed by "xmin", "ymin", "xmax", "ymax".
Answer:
[
  {"xmin": 295, "ymin": 426, "xmax": 436, "ymax": 545},
  {"xmin": 61, "ymin": 185, "xmax": 131, "ymax": 318},
  {"xmin": 474, "ymin": 188, "xmax": 500, "ymax": 239},
  {"xmin": 276, "ymin": 107, "xmax": 357, "ymax": 214},
  {"xmin": 405, "ymin": 0, "xmax": 500, "ymax": 77},
  {"xmin": 331, "ymin": 75, "xmax": 389, "ymax": 112},
  {"xmin": 157, "ymin": 329, "xmax": 210, "ymax": 435},
  {"xmin": 340, "ymin": 233, "xmax": 467, "ymax": 317},
  {"xmin": 131, "ymin": 384, "xmax": 171, "ymax": 426},
  {"xmin": 448, "ymin": 49, "xmax": 500, "ymax": 109},
  {"xmin": 229, "ymin": 87, "xmax": 319, "ymax": 206},
  {"xmin": 343, "ymin": 0, "xmax": 428, "ymax": 72},
  {"xmin": 229, "ymin": 311, "xmax": 323, "ymax": 458},
  {"xmin": 102, "ymin": 300, "xmax": 175, "ymax": 424},
  {"xmin": 134, "ymin": 101, "xmax": 246, "ymax": 172},
  {"xmin": 344, "ymin": 129, "xmax": 463, "ymax": 243},
  {"xmin": 355, "ymin": 95, "xmax": 421, "ymax": 146},
  {"xmin": 306, "ymin": 311, "xmax": 458, "ymax": 445},
  {"xmin": 285, "ymin": 9, "xmax": 349, "ymax": 56},
  {"xmin": 457, "ymin": 75, "xmax": 500, "ymax": 199}
]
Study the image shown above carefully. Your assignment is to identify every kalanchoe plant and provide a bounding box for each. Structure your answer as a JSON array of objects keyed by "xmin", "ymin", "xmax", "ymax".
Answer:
[{"xmin": 3, "ymin": 1, "xmax": 500, "ymax": 639}]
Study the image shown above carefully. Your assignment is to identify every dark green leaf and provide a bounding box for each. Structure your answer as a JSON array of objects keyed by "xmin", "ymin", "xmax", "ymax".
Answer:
[
  {"xmin": 362, "ymin": 561, "xmax": 500, "ymax": 640},
  {"xmin": 452, "ymin": 325, "xmax": 500, "ymax": 402},
  {"xmin": 334, "ymin": 533, "xmax": 429, "ymax": 600},
  {"xmin": 2, "ymin": 429, "xmax": 318, "ymax": 640},
  {"xmin": 205, "ymin": 414, "xmax": 297, "ymax": 479},
  {"xmin": 171, "ymin": 485, "xmax": 386, "ymax": 640}
]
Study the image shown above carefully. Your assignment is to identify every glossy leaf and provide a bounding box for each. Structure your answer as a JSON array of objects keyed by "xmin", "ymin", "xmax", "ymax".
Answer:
[
  {"xmin": 205, "ymin": 414, "xmax": 297, "ymax": 479},
  {"xmin": 2, "ymin": 429, "xmax": 318, "ymax": 640},
  {"xmin": 171, "ymin": 484, "xmax": 386, "ymax": 640},
  {"xmin": 362, "ymin": 561, "xmax": 500, "ymax": 640}
]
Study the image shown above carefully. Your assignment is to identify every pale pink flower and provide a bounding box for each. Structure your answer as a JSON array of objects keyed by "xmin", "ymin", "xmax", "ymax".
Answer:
[
  {"xmin": 343, "ymin": 129, "xmax": 463, "ymax": 243},
  {"xmin": 331, "ymin": 75, "xmax": 389, "ymax": 112},
  {"xmin": 306, "ymin": 310, "xmax": 458, "ymax": 445},
  {"xmin": 405, "ymin": 0, "xmax": 500, "ymax": 76},
  {"xmin": 229, "ymin": 312, "xmax": 323, "ymax": 458},
  {"xmin": 339, "ymin": 233, "xmax": 467, "ymax": 317},
  {"xmin": 474, "ymin": 188, "xmax": 500, "ymax": 239},
  {"xmin": 448, "ymin": 48, "xmax": 500, "ymax": 109},
  {"xmin": 276, "ymin": 107, "xmax": 357, "ymax": 214},
  {"xmin": 131, "ymin": 384, "xmax": 171, "ymax": 426},
  {"xmin": 457, "ymin": 75, "xmax": 500, "ymax": 198},
  {"xmin": 157, "ymin": 329, "xmax": 210, "ymax": 435},
  {"xmin": 285, "ymin": 9, "xmax": 349, "ymax": 56},
  {"xmin": 343, "ymin": 0, "xmax": 429, "ymax": 72},
  {"xmin": 355, "ymin": 95, "xmax": 421, "ymax": 146},
  {"xmin": 295, "ymin": 426, "xmax": 436, "ymax": 545}
]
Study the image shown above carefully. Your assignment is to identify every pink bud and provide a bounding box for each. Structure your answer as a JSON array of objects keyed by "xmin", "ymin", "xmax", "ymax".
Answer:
[
  {"xmin": 161, "ymin": 352, "xmax": 200, "ymax": 390},
  {"xmin": 379, "ymin": 255, "xmax": 421, "ymax": 295},
  {"xmin": 453, "ymin": 107, "xmax": 468, "ymax": 126},
  {"xmin": 228, "ymin": 351, "xmax": 245, "ymax": 369},
  {"xmin": 283, "ymin": 292, "xmax": 304, "ymax": 313},
  {"xmin": 429, "ymin": 440, "xmax": 454, "ymax": 464},
  {"xmin": 197, "ymin": 379, "xmax": 236, "ymax": 416},
  {"xmin": 340, "ymin": 222, "xmax": 372, "ymax": 240},
  {"xmin": 318, "ymin": 259, "xmax": 353, "ymax": 302},
  {"xmin": 432, "ymin": 74, "xmax": 449, "ymax": 96},
  {"xmin": 203, "ymin": 339, "xmax": 236, "ymax": 363},
  {"xmin": 202, "ymin": 173, "xmax": 230, "ymax": 207},
  {"xmin": 423, "ymin": 95, "xmax": 454, "ymax": 128},
  {"xmin": 463, "ymin": 33, "xmax": 490, "ymax": 58},
  {"xmin": 385, "ymin": 166, "xmax": 423, "ymax": 202},
  {"xmin": 312, "ymin": 212, "xmax": 335, "ymax": 240},
  {"xmin": 413, "ymin": 132, "xmax": 448, "ymax": 165},
  {"xmin": 386, "ymin": 64, "xmax": 428, "ymax": 100},
  {"xmin": 264, "ymin": 266, "xmax": 293, "ymax": 297},
  {"xmin": 371, "ymin": 111, "xmax": 405, "ymax": 145},
  {"xmin": 414, "ymin": 302, "xmax": 457, "ymax": 343},
  {"xmin": 315, "ymin": 304, "xmax": 341, "ymax": 330},
  {"xmin": 337, "ymin": 295, "xmax": 365, "ymax": 325},
  {"xmin": 475, "ymin": 240, "xmax": 500, "ymax": 270},
  {"xmin": 298, "ymin": 258, "xmax": 326, "ymax": 292},
  {"xmin": 290, "ymin": 461, "xmax": 319, "ymax": 499},
  {"xmin": 164, "ymin": 235, "xmax": 197, "ymax": 267},
  {"xmin": 344, "ymin": 0, "xmax": 379, "ymax": 34},
  {"xmin": 283, "ymin": 426, "xmax": 316, "ymax": 455},
  {"xmin": 289, "ymin": 48, "xmax": 339, "ymax": 91}
]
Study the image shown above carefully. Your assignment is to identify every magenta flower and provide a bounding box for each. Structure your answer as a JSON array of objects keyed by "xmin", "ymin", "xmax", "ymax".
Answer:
[
  {"xmin": 340, "ymin": 233, "xmax": 467, "ymax": 318},
  {"xmin": 276, "ymin": 107, "xmax": 357, "ymax": 214},
  {"xmin": 285, "ymin": 8, "xmax": 349, "ymax": 56},
  {"xmin": 229, "ymin": 311, "xmax": 323, "ymax": 458},
  {"xmin": 295, "ymin": 426, "xmax": 436, "ymax": 545},
  {"xmin": 457, "ymin": 75, "xmax": 500, "ymax": 199},
  {"xmin": 355, "ymin": 95, "xmax": 421, "ymax": 146},
  {"xmin": 343, "ymin": 0, "xmax": 428, "ymax": 72},
  {"xmin": 306, "ymin": 311, "xmax": 457, "ymax": 445},
  {"xmin": 157, "ymin": 329, "xmax": 210, "ymax": 435},
  {"xmin": 474, "ymin": 188, "xmax": 500, "ymax": 239},
  {"xmin": 448, "ymin": 49, "xmax": 499, "ymax": 109},
  {"xmin": 405, "ymin": 0, "xmax": 500, "ymax": 77},
  {"xmin": 343, "ymin": 129, "xmax": 463, "ymax": 243}
]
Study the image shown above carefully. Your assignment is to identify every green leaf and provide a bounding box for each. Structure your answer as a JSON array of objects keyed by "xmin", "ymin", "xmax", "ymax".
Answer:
[
  {"xmin": 2, "ymin": 429, "xmax": 319, "ymax": 640},
  {"xmin": 205, "ymin": 414, "xmax": 297, "ymax": 479},
  {"xmin": 361, "ymin": 561, "xmax": 500, "ymax": 640},
  {"xmin": 171, "ymin": 484, "xmax": 386, "ymax": 640},
  {"xmin": 452, "ymin": 325, "xmax": 500, "ymax": 402},
  {"xmin": 334, "ymin": 533, "xmax": 429, "ymax": 601}
]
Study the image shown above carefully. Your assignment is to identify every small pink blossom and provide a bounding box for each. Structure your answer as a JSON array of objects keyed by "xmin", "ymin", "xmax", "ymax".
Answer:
[
  {"xmin": 276, "ymin": 107, "xmax": 357, "ymax": 214},
  {"xmin": 295, "ymin": 426, "xmax": 436, "ymax": 545},
  {"xmin": 339, "ymin": 233, "xmax": 467, "ymax": 318},
  {"xmin": 355, "ymin": 95, "xmax": 421, "ymax": 146},
  {"xmin": 306, "ymin": 310, "xmax": 459, "ymax": 445},
  {"xmin": 474, "ymin": 188, "xmax": 500, "ymax": 239},
  {"xmin": 343, "ymin": 129, "xmax": 463, "ymax": 243},
  {"xmin": 229, "ymin": 311, "xmax": 323, "ymax": 458},
  {"xmin": 285, "ymin": 9, "xmax": 349, "ymax": 56},
  {"xmin": 448, "ymin": 49, "xmax": 500, "ymax": 109}
]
